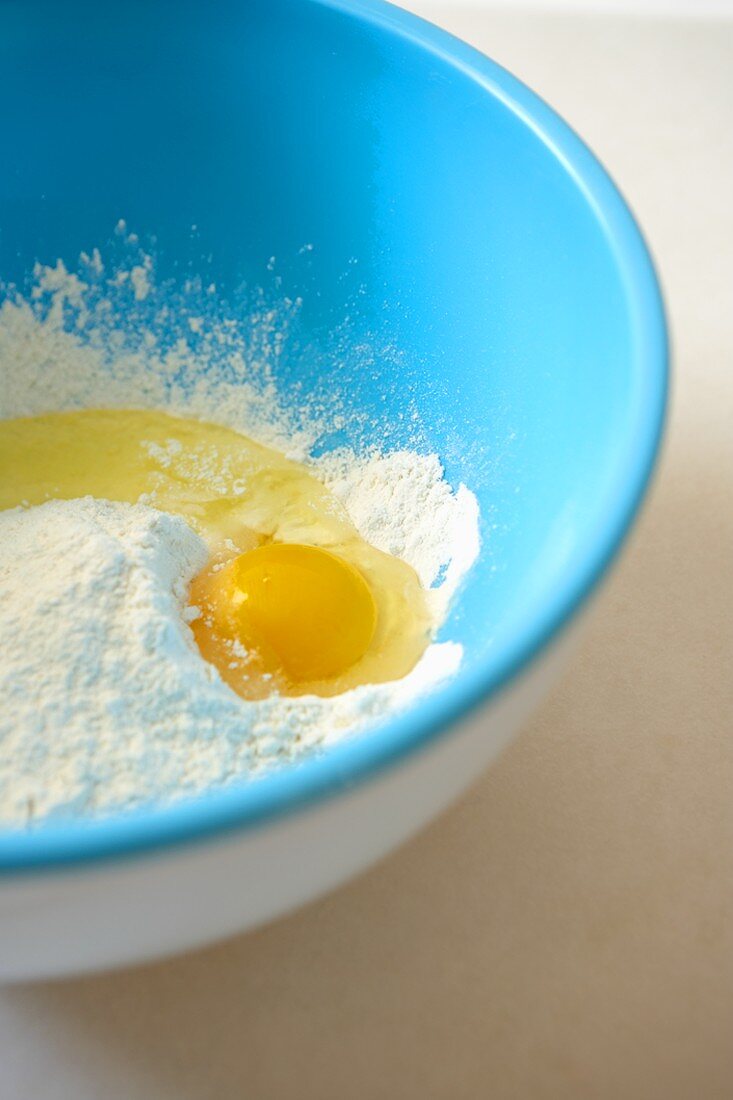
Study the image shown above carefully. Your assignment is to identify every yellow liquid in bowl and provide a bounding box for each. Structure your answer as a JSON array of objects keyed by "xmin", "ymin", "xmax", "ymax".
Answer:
[{"xmin": 0, "ymin": 409, "xmax": 433, "ymax": 699}]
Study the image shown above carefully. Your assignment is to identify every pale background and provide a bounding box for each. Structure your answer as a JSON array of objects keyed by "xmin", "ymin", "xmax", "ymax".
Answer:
[{"xmin": 1, "ymin": 5, "xmax": 732, "ymax": 1098}]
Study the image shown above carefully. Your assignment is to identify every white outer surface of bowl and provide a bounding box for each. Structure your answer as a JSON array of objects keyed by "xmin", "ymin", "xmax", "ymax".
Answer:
[{"xmin": 0, "ymin": 623, "xmax": 579, "ymax": 983}]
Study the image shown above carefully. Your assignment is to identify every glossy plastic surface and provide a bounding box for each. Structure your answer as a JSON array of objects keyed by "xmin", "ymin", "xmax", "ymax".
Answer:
[{"xmin": 0, "ymin": 0, "xmax": 667, "ymax": 871}]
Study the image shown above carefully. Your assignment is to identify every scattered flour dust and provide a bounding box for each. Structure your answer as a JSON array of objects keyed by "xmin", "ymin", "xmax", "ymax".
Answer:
[{"xmin": 0, "ymin": 247, "xmax": 480, "ymax": 827}]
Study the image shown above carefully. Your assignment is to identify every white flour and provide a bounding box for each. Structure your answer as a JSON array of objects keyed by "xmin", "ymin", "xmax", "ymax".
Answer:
[
  {"xmin": 0, "ymin": 247, "xmax": 480, "ymax": 826},
  {"xmin": 0, "ymin": 498, "xmax": 464, "ymax": 825}
]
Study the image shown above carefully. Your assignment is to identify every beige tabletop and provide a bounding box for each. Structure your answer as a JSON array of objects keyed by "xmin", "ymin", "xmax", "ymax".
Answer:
[{"xmin": 1, "ymin": 6, "xmax": 732, "ymax": 1098}]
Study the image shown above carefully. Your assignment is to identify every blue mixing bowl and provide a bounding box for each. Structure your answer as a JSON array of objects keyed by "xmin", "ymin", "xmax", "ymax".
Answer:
[{"xmin": 0, "ymin": 0, "xmax": 666, "ymax": 978}]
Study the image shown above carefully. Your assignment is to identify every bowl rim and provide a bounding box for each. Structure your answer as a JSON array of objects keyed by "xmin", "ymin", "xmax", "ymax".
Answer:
[{"xmin": 0, "ymin": 0, "xmax": 668, "ymax": 874}]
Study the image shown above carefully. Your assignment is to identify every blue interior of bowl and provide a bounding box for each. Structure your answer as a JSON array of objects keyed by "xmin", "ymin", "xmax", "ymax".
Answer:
[{"xmin": 0, "ymin": 0, "xmax": 667, "ymax": 869}]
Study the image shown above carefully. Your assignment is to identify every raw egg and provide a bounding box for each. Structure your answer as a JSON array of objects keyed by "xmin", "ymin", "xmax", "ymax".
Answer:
[{"xmin": 1, "ymin": 409, "xmax": 433, "ymax": 698}]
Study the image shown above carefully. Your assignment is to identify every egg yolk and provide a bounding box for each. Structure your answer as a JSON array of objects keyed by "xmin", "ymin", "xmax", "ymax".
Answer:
[{"xmin": 191, "ymin": 543, "xmax": 378, "ymax": 690}]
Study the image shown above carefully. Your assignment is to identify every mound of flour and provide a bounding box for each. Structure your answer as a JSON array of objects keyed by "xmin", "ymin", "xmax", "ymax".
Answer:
[
  {"xmin": 0, "ymin": 498, "xmax": 469, "ymax": 825},
  {"xmin": 0, "ymin": 247, "xmax": 480, "ymax": 826}
]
